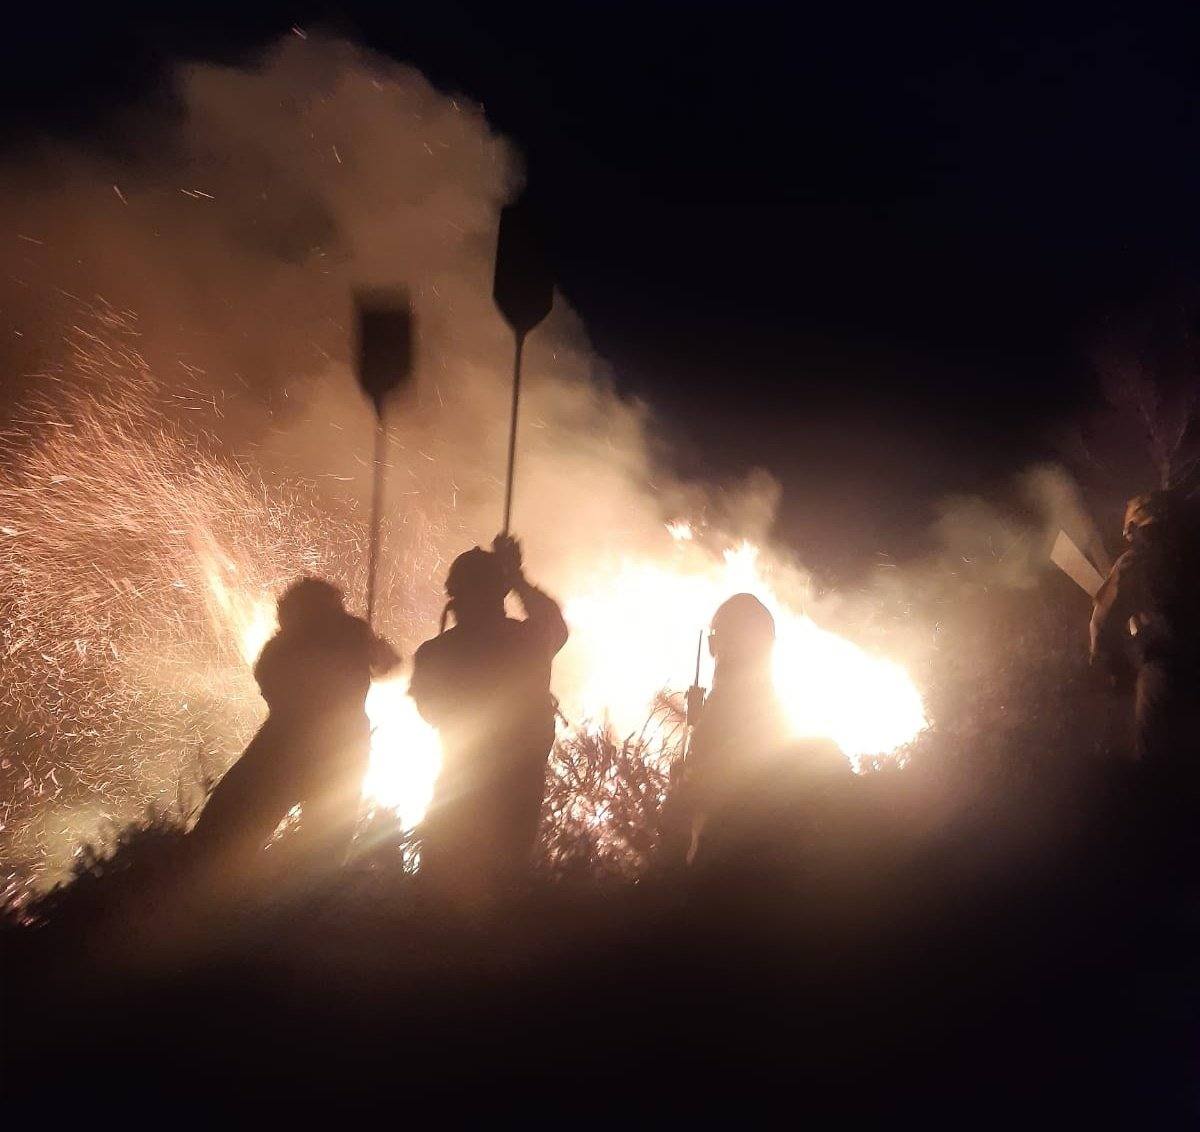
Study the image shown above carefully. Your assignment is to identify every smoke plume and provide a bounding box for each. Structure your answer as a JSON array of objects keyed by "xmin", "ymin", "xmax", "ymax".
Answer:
[{"xmin": 0, "ymin": 34, "xmax": 1105, "ymax": 885}]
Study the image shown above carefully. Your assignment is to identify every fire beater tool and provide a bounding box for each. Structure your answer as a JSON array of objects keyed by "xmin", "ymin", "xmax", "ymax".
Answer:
[
  {"xmin": 493, "ymin": 195, "xmax": 554, "ymax": 535},
  {"xmin": 684, "ymin": 630, "xmax": 707, "ymax": 756},
  {"xmin": 1050, "ymin": 529, "xmax": 1105, "ymax": 599},
  {"xmin": 355, "ymin": 290, "xmax": 414, "ymax": 628}
]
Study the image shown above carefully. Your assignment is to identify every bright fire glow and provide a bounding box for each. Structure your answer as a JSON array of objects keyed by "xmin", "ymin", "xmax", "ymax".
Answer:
[
  {"xmin": 197, "ymin": 551, "xmax": 443, "ymax": 831},
  {"xmin": 0, "ymin": 313, "xmax": 925, "ymax": 888},
  {"xmin": 360, "ymin": 676, "xmax": 441, "ymax": 830},
  {"xmin": 560, "ymin": 540, "xmax": 927, "ymax": 760},
  {"xmin": 205, "ymin": 534, "xmax": 927, "ymax": 831}
]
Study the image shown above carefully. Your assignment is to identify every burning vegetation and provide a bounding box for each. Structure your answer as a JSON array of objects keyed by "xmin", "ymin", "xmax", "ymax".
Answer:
[
  {"xmin": 0, "ymin": 33, "xmax": 1138, "ymax": 897},
  {"xmin": 0, "ymin": 312, "xmax": 927, "ymax": 892}
]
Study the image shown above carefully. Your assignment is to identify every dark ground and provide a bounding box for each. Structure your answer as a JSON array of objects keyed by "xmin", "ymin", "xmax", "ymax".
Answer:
[{"xmin": 5, "ymin": 747, "xmax": 1200, "ymax": 1124}]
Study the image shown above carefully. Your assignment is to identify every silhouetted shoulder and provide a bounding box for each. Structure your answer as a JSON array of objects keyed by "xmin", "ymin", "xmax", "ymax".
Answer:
[
  {"xmin": 408, "ymin": 631, "xmax": 458, "ymax": 718},
  {"xmin": 412, "ymin": 628, "xmax": 457, "ymax": 666},
  {"xmin": 252, "ymin": 633, "xmax": 291, "ymax": 707},
  {"xmin": 1094, "ymin": 548, "xmax": 1141, "ymax": 615},
  {"xmin": 345, "ymin": 613, "xmax": 372, "ymax": 638},
  {"xmin": 1111, "ymin": 546, "xmax": 1139, "ymax": 578},
  {"xmin": 410, "ymin": 633, "xmax": 445, "ymax": 684},
  {"xmin": 513, "ymin": 593, "xmax": 569, "ymax": 657}
]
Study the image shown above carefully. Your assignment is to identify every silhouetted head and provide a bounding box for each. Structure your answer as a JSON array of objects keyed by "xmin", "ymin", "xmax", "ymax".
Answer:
[
  {"xmin": 277, "ymin": 577, "xmax": 346, "ymax": 629},
  {"xmin": 709, "ymin": 593, "xmax": 775, "ymax": 673},
  {"xmin": 1124, "ymin": 490, "xmax": 1175, "ymax": 543},
  {"xmin": 442, "ymin": 546, "xmax": 508, "ymax": 628}
]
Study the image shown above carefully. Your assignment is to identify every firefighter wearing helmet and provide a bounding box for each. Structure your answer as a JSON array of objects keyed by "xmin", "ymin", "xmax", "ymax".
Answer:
[
  {"xmin": 1091, "ymin": 489, "xmax": 1200, "ymax": 765},
  {"xmin": 678, "ymin": 593, "xmax": 846, "ymax": 868},
  {"xmin": 409, "ymin": 533, "xmax": 568, "ymax": 897},
  {"xmin": 191, "ymin": 577, "xmax": 401, "ymax": 885}
]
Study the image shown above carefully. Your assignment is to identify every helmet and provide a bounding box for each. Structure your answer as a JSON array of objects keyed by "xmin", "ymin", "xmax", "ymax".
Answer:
[
  {"xmin": 1123, "ymin": 491, "xmax": 1175, "ymax": 541},
  {"xmin": 277, "ymin": 577, "xmax": 346, "ymax": 628},
  {"xmin": 445, "ymin": 547, "xmax": 508, "ymax": 602},
  {"xmin": 709, "ymin": 593, "xmax": 775, "ymax": 662}
]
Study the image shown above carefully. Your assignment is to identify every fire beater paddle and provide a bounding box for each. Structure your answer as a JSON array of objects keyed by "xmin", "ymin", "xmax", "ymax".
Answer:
[
  {"xmin": 493, "ymin": 196, "xmax": 554, "ymax": 535},
  {"xmin": 355, "ymin": 290, "xmax": 414, "ymax": 628}
]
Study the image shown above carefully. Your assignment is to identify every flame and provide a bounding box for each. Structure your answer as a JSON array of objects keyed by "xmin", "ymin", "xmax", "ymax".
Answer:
[
  {"xmin": 0, "ymin": 315, "xmax": 927, "ymax": 884},
  {"xmin": 360, "ymin": 675, "xmax": 440, "ymax": 830},
  {"xmin": 560, "ymin": 541, "xmax": 927, "ymax": 763},
  {"xmin": 200, "ymin": 531, "xmax": 926, "ymax": 834},
  {"xmin": 195, "ymin": 532, "xmax": 277, "ymax": 665},
  {"xmin": 197, "ymin": 547, "xmax": 443, "ymax": 829}
]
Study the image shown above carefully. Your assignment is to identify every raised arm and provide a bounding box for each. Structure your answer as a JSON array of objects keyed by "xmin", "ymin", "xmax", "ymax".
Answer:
[
  {"xmin": 493, "ymin": 533, "xmax": 569, "ymax": 656},
  {"xmin": 252, "ymin": 635, "xmax": 288, "ymax": 707},
  {"xmin": 513, "ymin": 576, "xmax": 569, "ymax": 656},
  {"xmin": 343, "ymin": 614, "xmax": 402, "ymax": 678},
  {"xmin": 367, "ymin": 629, "xmax": 403, "ymax": 678},
  {"xmin": 1090, "ymin": 550, "xmax": 1137, "ymax": 670}
]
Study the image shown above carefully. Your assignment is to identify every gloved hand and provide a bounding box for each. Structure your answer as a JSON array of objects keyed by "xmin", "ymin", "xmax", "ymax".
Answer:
[
  {"xmin": 492, "ymin": 533, "xmax": 524, "ymax": 590},
  {"xmin": 370, "ymin": 636, "xmax": 404, "ymax": 678}
]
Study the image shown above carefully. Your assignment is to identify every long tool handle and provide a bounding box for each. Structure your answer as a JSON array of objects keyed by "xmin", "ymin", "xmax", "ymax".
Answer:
[
  {"xmin": 685, "ymin": 631, "xmax": 707, "ymax": 741},
  {"xmin": 365, "ymin": 416, "xmax": 387, "ymax": 628},
  {"xmin": 501, "ymin": 332, "xmax": 526, "ymax": 536}
]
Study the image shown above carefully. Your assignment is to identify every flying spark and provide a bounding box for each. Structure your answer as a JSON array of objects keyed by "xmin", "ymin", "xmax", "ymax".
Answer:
[{"xmin": 0, "ymin": 314, "xmax": 927, "ymax": 889}]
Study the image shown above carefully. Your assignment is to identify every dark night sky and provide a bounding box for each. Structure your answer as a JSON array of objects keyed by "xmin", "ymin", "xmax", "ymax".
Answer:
[{"xmin": 3, "ymin": 2, "xmax": 1198, "ymax": 566}]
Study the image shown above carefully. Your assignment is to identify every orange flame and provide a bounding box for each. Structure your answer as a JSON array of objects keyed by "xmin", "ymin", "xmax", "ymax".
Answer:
[
  {"xmin": 559, "ymin": 540, "xmax": 926, "ymax": 762},
  {"xmin": 198, "ymin": 530, "xmax": 926, "ymax": 830}
]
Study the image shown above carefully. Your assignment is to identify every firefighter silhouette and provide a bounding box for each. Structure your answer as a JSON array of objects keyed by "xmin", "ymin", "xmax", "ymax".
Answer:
[
  {"xmin": 1091, "ymin": 490, "xmax": 1200, "ymax": 766},
  {"xmin": 679, "ymin": 593, "xmax": 847, "ymax": 867},
  {"xmin": 409, "ymin": 534, "xmax": 568, "ymax": 895},
  {"xmin": 191, "ymin": 577, "xmax": 400, "ymax": 881}
]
